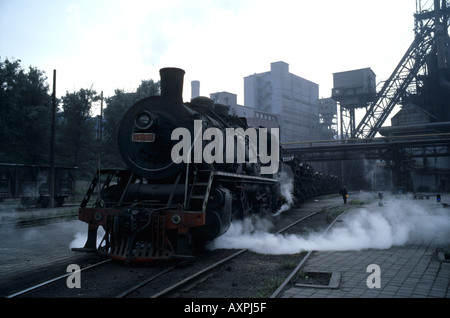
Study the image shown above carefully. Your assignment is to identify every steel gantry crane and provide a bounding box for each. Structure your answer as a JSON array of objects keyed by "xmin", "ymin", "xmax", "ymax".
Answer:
[{"xmin": 336, "ymin": 0, "xmax": 450, "ymax": 139}]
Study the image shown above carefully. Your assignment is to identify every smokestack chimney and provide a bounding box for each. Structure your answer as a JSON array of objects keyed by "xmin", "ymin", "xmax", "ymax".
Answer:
[
  {"xmin": 159, "ymin": 67, "xmax": 185, "ymax": 102},
  {"xmin": 191, "ymin": 80, "xmax": 200, "ymax": 100}
]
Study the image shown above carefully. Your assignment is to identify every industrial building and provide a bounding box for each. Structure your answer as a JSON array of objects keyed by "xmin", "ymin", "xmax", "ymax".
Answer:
[
  {"xmin": 210, "ymin": 91, "xmax": 280, "ymax": 130},
  {"xmin": 318, "ymin": 98, "xmax": 338, "ymax": 140},
  {"xmin": 192, "ymin": 62, "xmax": 333, "ymax": 145},
  {"xmin": 190, "ymin": 82, "xmax": 280, "ymax": 131},
  {"xmin": 244, "ymin": 61, "xmax": 320, "ymax": 146}
]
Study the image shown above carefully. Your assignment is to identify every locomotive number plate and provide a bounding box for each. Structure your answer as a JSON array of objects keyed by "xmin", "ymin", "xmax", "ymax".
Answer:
[{"xmin": 132, "ymin": 133, "xmax": 155, "ymax": 142}]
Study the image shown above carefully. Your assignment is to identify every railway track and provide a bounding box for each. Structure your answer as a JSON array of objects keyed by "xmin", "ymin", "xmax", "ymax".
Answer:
[
  {"xmin": 122, "ymin": 205, "xmax": 350, "ymax": 298},
  {"xmin": 5, "ymin": 259, "xmax": 112, "ymax": 298},
  {"xmin": 270, "ymin": 206, "xmax": 353, "ymax": 298},
  {"xmin": 0, "ymin": 204, "xmax": 79, "ymax": 227},
  {"xmin": 5, "ymin": 199, "xmax": 353, "ymax": 298}
]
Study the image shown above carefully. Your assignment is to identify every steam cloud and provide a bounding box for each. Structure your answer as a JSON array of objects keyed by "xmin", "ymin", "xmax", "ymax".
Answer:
[
  {"xmin": 273, "ymin": 171, "xmax": 294, "ymax": 217},
  {"xmin": 207, "ymin": 199, "xmax": 450, "ymax": 254},
  {"xmin": 69, "ymin": 227, "xmax": 105, "ymax": 250}
]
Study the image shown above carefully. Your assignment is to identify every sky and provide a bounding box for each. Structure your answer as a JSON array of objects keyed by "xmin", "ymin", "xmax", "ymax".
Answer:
[{"xmin": 1, "ymin": 0, "xmax": 419, "ymax": 110}]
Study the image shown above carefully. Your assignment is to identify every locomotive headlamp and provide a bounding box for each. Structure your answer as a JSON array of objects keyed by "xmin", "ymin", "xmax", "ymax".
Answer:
[{"xmin": 135, "ymin": 111, "xmax": 154, "ymax": 130}]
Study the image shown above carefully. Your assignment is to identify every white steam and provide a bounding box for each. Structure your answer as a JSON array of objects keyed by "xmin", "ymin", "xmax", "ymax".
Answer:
[
  {"xmin": 69, "ymin": 232, "xmax": 90, "ymax": 249},
  {"xmin": 69, "ymin": 227, "xmax": 106, "ymax": 250},
  {"xmin": 273, "ymin": 171, "xmax": 294, "ymax": 217},
  {"xmin": 207, "ymin": 199, "xmax": 450, "ymax": 254}
]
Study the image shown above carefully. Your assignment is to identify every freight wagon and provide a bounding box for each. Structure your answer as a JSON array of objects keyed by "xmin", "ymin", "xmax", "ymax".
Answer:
[{"xmin": 0, "ymin": 163, "xmax": 77, "ymax": 207}]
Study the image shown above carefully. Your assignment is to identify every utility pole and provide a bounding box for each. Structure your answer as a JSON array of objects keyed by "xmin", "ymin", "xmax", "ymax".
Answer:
[
  {"xmin": 49, "ymin": 70, "xmax": 56, "ymax": 208},
  {"xmin": 97, "ymin": 91, "xmax": 103, "ymax": 198}
]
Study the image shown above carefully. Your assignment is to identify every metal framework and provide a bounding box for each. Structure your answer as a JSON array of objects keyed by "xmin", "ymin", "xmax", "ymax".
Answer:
[
  {"xmin": 342, "ymin": 0, "xmax": 449, "ymax": 138},
  {"xmin": 354, "ymin": 26, "xmax": 433, "ymax": 138},
  {"xmin": 285, "ymin": 134, "xmax": 450, "ymax": 162}
]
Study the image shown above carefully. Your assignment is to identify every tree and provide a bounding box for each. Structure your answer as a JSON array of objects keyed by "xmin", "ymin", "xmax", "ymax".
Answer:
[
  {"xmin": 0, "ymin": 56, "xmax": 161, "ymax": 179},
  {"xmin": 0, "ymin": 58, "xmax": 51, "ymax": 164},
  {"xmin": 135, "ymin": 79, "xmax": 160, "ymax": 100},
  {"xmin": 102, "ymin": 80, "xmax": 160, "ymax": 168},
  {"xmin": 57, "ymin": 88, "xmax": 100, "ymax": 176}
]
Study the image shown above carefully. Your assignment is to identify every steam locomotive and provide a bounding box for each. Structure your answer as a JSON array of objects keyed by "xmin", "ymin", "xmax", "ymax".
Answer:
[{"xmin": 73, "ymin": 68, "xmax": 339, "ymax": 262}]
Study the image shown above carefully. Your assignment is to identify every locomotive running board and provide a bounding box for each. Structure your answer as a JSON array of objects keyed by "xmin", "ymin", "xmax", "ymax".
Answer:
[{"xmin": 213, "ymin": 171, "xmax": 278, "ymax": 184}]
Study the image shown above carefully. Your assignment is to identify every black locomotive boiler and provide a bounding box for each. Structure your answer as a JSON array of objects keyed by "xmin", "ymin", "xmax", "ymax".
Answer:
[{"xmin": 73, "ymin": 68, "xmax": 281, "ymax": 262}]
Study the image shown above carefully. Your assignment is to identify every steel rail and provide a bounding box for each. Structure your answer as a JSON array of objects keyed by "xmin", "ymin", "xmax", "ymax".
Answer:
[
  {"xmin": 115, "ymin": 265, "xmax": 178, "ymax": 298},
  {"xmin": 148, "ymin": 208, "xmax": 337, "ymax": 298},
  {"xmin": 5, "ymin": 259, "xmax": 111, "ymax": 298},
  {"xmin": 270, "ymin": 207, "xmax": 357, "ymax": 298}
]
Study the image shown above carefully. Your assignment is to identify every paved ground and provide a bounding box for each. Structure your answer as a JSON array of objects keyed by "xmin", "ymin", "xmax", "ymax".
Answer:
[
  {"xmin": 0, "ymin": 204, "xmax": 90, "ymax": 296},
  {"xmin": 280, "ymin": 193, "xmax": 450, "ymax": 298},
  {"xmin": 0, "ymin": 219, "xmax": 87, "ymax": 280}
]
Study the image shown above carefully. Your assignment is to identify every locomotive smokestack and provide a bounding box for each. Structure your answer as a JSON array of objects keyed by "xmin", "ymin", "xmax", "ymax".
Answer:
[{"xmin": 160, "ymin": 67, "xmax": 185, "ymax": 102}]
